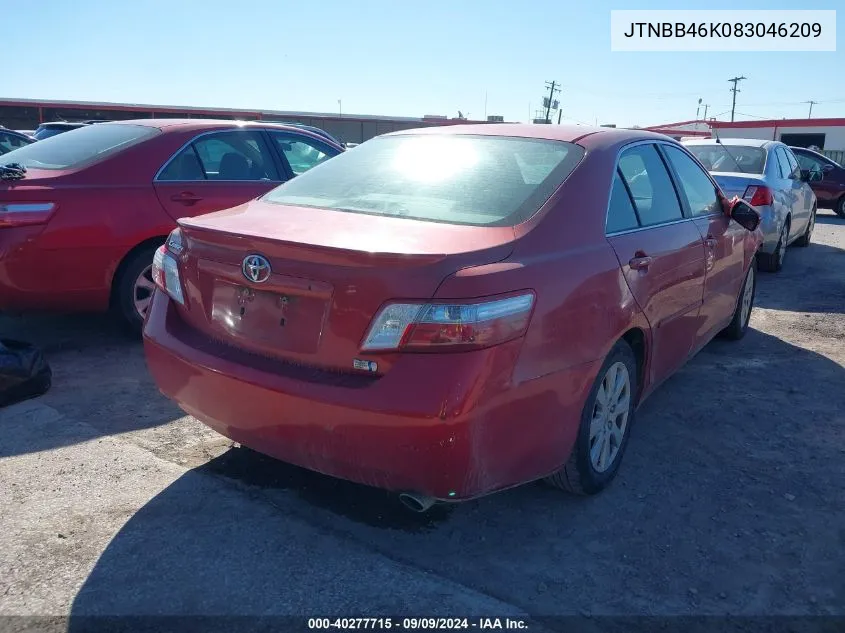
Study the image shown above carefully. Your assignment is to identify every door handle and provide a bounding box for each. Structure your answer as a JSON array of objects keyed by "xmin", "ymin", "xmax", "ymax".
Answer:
[
  {"xmin": 705, "ymin": 237, "xmax": 718, "ymax": 248},
  {"xmin": 629, "ymin": 255, "xmax": 653, "ymax": 271},
  {"xmin": 170, "ymin": 192, "xmax": 202, "ymax": 205}
]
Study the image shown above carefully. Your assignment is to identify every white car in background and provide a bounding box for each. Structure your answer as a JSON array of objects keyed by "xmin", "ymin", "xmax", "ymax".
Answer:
[{"xmin": 683, "ymin": 138, "xmax": 817, "ymax": 272}]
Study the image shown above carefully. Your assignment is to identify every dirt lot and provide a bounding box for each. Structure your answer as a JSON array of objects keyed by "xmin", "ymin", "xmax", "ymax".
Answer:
[{"xmin": 1, "ymin": 212, "xmax": 844, "ymax": 628}]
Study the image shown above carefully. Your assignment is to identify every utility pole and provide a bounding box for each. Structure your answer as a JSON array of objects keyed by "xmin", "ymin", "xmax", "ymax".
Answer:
[
  {"xmin": 558, "ymin": 110, "xmax": 563, "ymax": 124},
  {"xmin": 805, "ymin": 100, "xmax": 817, "ymax": 118},
  {"xmin": 544, "ymin": 80, "xmax": 561, "ymax": 124},
  {"xmin": 338, "ymin": 99, "xmax": 342, "ymax": 118},
  {"xmin": 484, "ymin": 92, "xmax": 488, "ymax": 120},
  {"xmin": 728, "ymin": 76, "xmax": 746, "ymax": 122},
  {"xmin": 696, "ymin": 98, "xmax": 703, "ymax": 119}
]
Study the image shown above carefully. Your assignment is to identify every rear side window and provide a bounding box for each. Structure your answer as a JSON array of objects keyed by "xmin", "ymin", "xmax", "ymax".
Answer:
[
  {"xmin": 662, "ymin": 145, "xmax": 721, "ymax": 217},
  {"xmin": 158, "ymin": 130, "xmax": 280, "ymax": 182},
  {"xmin": 783, "ymin": 148, "xmax": 801, "ymax": 178},
  {"xmin": 606, "ymin": 171, "xmax": 639, "ymax": 233},
  {"xmin": 0, "ymin": 124, "xmax": 158, "ymax": 170},
  {"xmin": 268, "ymin": 131, "xmax": 338, "ymax": 176},
  {"xmin": 262, "ymin": 134, "xmax": 585, "ymax": 227},
  {"xmin": 617, "ymin": 144, "xmax": 683, "ymax": 226}
]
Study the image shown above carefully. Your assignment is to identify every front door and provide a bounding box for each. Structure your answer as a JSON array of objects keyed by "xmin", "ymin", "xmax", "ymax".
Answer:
[
  {"xmin": 605, "ymin": 143, "xmax": 707, "ymax": 387},
  {"xmin": 154, "ymin": 129, "xmax": 283, "ymax": 222},
  {"xmin": 660, "ymin": 144, "xmax": 747, "ymax": 346}
]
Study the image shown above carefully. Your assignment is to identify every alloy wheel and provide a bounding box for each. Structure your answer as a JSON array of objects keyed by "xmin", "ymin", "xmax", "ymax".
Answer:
[
  {"xmin": 133, "ymin": 264, "xmax": 155, "ymax": 319},
  {"xmin": 589, "ymin": 362, "xmax": 631, "ymax": 473}
]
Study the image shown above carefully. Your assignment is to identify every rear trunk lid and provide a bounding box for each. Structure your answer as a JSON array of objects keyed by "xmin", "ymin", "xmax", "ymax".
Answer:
[
  {"xmin": 710, "ymin": 172, "xmax": 767, "ymax": 200},
  {"xmin": 175, "ymin": 199, "xmax": 517, "ymax": 372}
]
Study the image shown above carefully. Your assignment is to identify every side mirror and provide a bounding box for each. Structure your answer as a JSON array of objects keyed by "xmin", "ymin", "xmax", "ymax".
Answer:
[
  {"xmin": 823, "ymin": 164, "xmax": 835, "ymax": 172},
  {"xmin": 729, "ymin": 198, "xmax": 761, "ymax": 232}
]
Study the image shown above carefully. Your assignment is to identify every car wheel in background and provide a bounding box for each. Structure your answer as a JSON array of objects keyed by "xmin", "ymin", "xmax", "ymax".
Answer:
[
  {"xmin": 720, "ymin": 259, "xmax": 756, "ymax": 341},
  {"xmin": 113, "ymin": 245, "xmax": 160, "ymax": 336},
  {"xmin": 835, "ymin": 195, "xmax": 845, "ymax": 219},
  {"xmin": 545, "ymin": 340, "xmax": 637, "ymax": 495},
  {"xmin": 795, "ymin": 206, "xmax": 816, "ymax": 247},
  {"xmin": 758, "ymin": 220, "xmax": 789, "ymax": 272}
]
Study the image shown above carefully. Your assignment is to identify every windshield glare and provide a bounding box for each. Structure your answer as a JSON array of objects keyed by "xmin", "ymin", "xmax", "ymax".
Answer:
[
  {"xmin": 2, "ymin": 124, "xmax": 159, "ymax": 170},
  {"xmin": 685, "ymin": 144, "xmax": 767, "ymax": 175},
  {"xmin": 262, "ymin": 134, "xmax": 585, "ymax": 227}
]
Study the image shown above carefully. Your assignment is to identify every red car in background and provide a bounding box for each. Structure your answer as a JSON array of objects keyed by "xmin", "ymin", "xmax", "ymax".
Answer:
[
  {"xmin": 144, "ymin": 125, "xmax": 763, "ymax": 509},
  {"xmin": 0, "ymin": 120, "xmax": 343, "ymax": 331}
]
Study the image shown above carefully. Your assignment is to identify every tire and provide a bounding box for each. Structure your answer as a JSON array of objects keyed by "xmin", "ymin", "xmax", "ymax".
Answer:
[
  {"xmin": 545, "ymin": 340, "xmax": 637, "ymax": 495},
  {"xmin": 112, "ymin": 245, "xmax": 160, "ymax": 336},
  {"xmin": 795, "ymin": 206, "xmax": 816, "ymax": 247},
  {"xmin": 757, "ymin": 219, "xmax": 789, "ymax": 273},
  {"xmin": 720, "ymin": 258, "xmax": 756, "ymax": 341},
  {"xmin": 835, "ymin": 196, "xmax": 845, "ymax": 219}
]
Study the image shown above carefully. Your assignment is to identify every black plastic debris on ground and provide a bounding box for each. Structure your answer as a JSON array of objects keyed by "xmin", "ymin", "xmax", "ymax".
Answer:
[{"xmin": 0, "ymin": 338, "xmax": 52, "ymax": 408}]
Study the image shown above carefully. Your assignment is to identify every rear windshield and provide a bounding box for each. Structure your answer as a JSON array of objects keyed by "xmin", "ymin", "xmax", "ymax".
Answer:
[
  {"xmin": 262, "ymin": 134, "xmax": 585, "ymax": 227},
  {"xmin": 2, "ymin": 124, "xmax": 159, "ymax": 170},
  {"xmin": 685, "ymin": 144, "xmax": 767, "ymax": 175}
]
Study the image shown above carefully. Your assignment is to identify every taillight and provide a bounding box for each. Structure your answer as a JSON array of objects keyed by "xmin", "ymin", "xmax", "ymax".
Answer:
[
  {"xmin": 742, "ymin": 185, "xmax": 774, "ymax": 207},
  {"xmin": 361, "ymin": 292, "xmax": 535, "ymax": 352},
  {"xmin": 151, "ymin": 230, "xmax": 185, "ymax": 305},
  {"xmin": 0, "ymin": 203, "xmax": 56, "ymax": 227}
]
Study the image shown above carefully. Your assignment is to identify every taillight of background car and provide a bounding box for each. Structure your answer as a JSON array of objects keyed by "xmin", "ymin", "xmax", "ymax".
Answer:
[{"xmin": 742, "ymin": 185, "xmax": 774, "ymax": 207}]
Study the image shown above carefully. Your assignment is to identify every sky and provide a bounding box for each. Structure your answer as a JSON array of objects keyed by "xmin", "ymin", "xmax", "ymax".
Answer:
[{"xmin": 5, "ymin": 0, "xmax": 843, "ymax": 127}]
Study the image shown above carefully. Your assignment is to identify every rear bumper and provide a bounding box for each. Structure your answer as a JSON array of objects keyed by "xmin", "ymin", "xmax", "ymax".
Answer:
[{"xmin": 143, "ymin": 291, "xmax": 599, "ymax": 499}]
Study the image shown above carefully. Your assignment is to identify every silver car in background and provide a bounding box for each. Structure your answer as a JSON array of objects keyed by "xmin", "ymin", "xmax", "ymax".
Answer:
[{"xmin": 683, "ymin": 138, "xmax": 816, "ymax": 272}]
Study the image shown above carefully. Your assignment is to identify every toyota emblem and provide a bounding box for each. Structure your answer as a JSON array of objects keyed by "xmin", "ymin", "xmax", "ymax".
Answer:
[{"xmin": 242, "ymin": 254, "xmax": 271, "ymax": 283}]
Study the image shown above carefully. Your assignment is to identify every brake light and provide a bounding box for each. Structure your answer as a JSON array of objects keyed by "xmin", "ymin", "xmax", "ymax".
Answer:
[
  {"xmin": 151, "ymin": 230, "xmax": 185, "ymax": 305},
  {"xmin": 0, "ymin": 203, "xmax": 56, "ymax": 228},
  {"xmin": 361, "ymin": 293, "xmax": 535, "ymax": 352},
  {"xmin": 742, "ymin": 185, "xmax": 774, "ymax": 207}
]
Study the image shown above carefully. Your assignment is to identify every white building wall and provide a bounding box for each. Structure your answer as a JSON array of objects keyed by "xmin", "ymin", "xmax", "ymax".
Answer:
[{"xmin": 717, "ymin": 125, "xmax": 845, "ymax": 150}]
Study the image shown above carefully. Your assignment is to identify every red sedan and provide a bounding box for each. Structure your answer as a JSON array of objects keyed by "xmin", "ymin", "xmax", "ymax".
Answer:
[
  {"xmin": 143, "ymin": 125, "xmax": 762, "ymax": 509},
  {"xmin": 0, "ymin": 119, "xmax": 343, "ymax": 332}
]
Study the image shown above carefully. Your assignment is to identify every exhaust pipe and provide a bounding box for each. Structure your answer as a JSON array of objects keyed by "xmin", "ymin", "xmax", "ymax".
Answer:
[{"xmin": 398, "ymin": 492, "xmax": 437, "ymax": 513}]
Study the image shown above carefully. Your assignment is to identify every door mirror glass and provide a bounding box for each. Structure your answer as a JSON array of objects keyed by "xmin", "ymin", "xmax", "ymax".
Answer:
[{"xmin": 729, "ymin": 198, "xmax": 761, "ymax": 231}]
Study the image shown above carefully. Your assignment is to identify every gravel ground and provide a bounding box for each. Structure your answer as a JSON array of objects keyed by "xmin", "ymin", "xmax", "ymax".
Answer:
[{"xmin": 1, "ymin": 211, "xmax": 843, "ymax": 628}]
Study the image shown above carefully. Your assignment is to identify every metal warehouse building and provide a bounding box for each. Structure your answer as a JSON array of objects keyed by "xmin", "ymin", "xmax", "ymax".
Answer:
[{"xmin": 0, "ymin": 98, "xmax": 495, "ymax": 144}]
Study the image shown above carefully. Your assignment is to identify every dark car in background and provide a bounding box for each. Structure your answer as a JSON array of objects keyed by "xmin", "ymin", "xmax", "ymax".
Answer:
[
  {"xmin": 790, "ymin": 146, "xmax": 845, "ymax": 218},
  {"xmin": 0, "ymin": 127, "xmax": 35, "ymax": 155},
  {"xmin": 32, "ymin": 120, "xmax": 109, "ymax": 140}
]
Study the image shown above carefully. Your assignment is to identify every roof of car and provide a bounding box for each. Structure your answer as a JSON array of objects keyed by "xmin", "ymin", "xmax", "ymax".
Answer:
[
  {"xmin": 81, "ymin": 119, "xmax": 345, "ymax": 148},
  {"xmin": 382, "ymin": 123, "xmax": 676, "ymax": 146},
  {"xmin": 682, "ymin": 137, "xmax": 773, "ymax": 148}
]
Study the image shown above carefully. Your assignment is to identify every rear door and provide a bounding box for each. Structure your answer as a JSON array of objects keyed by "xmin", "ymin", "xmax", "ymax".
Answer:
[
  {"xmin": 605, "ymin": 142, "xmax": 707, "ymax": 386},
  {"xmin": 774, "ymin": 146, "xmax": 807, "ymax": 240},
  {"xmin": 153, "ymin": 129, "xmax": 283, "ymax": 221},
  {"xmin": 782, "ymin": 147, "xmax": 813, "ymax": 236},
  {"xmin": 661, "ymin": 144, "xmax": 746, "ymax": 346}
]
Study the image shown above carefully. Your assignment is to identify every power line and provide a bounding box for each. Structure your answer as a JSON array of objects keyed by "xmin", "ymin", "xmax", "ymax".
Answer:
[{"xmin": 728, "ymin": 76, "xmax": 747, "ymax": 122}]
